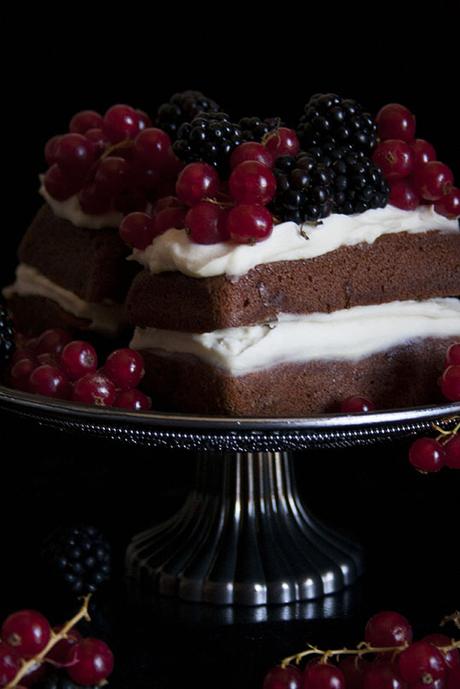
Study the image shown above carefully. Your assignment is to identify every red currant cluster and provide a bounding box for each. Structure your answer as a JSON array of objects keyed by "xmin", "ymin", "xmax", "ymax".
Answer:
[
  {"xmin": 43, "ymin": 105, "xmax": 181, "ymax": 215},
  {"xmin": 119, "ymin": 126, "xmax": 301, "ymax": 249},
  {"xmin": 8, "ymin": 329, "xmax": 151, "ymax": 410},
  {"xmin": 263, "ymin": 610, "xmax": 460, "ymax": 689},
  {"xmin": 372, "ymin": 104, "xmax": 459, "ymax": 218},
  {"xmin": 409, "ymin": 416, "xmax": 459, "ymax": 474},
  {"xmin": 0, "ymin": 599, "xmax": 113, "ymax": 688}
]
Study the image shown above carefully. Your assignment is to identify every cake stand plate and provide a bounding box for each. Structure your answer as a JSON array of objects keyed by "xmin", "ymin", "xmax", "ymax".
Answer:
[{"xmin": 1, "ymin": 385, "xmax": 458, "ymax": 606}]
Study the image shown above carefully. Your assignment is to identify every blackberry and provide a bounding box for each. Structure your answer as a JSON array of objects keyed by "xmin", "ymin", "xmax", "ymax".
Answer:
[
  {"xmin": 156, "ymin": 90, "xmax": 220, "ymax": 140},
  {"xmin": 173, "ymin": 112, "xmax": 244, "ymax": 176},
  {"xmin": 271, "ymin": 152, "xmax": 334, "ymax": 224},
  {"xmin": 297, "ymin": 93, "xmax": 377, "ymax": 154},
  {"xmin": 330, "ymin": 150, "xmax": 389, "ymax": 214},
  {"xmin": 43, "ymin": 526, "xmax": 111, "ymax": 596},
  {"xmin": 238, "ymin": 116, "xmax": 281, "ymax": 142},
  {"xmin": 35, "ymin": 672, "xmax": 97, "ymax": 689},
  {"xmin": 0, "ymin": 298, "xmax": 15, "ymax": 364}
]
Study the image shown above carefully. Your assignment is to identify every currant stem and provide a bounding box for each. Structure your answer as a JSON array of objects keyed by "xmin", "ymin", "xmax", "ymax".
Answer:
[
  {"xmin": 432, "ymin": 416, "xmax": 460, "ymax": 443},
  {"xmin": 441, "ymin": 610, "xmax": 460, "ymax": 629},
  {"xmin": 5, "ymin": 595, "xmax": 92, "ymax": 689}
]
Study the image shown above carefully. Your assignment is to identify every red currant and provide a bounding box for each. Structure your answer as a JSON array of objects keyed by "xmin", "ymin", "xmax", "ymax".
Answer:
[
  {"xmin": 154, "ymin": 206, "xmax": 187, "ymax": 235},
  {"xmin": 303, "ymin": 662, "xmax": 345, "ymax": 689},
  {"xmin": 78, "ymin": 185, "xmax": 112, "ymax": 215},
  {"xmin": 398, "ymin": 641, "xmax": 446, "ymax": 685},
  {"xmin": 67, "ymin": 638, "xmax": 114, "ymax": 685},
  {"xmin": 119, "ymin": 212, "xmax": 157, "ymax": 250},
  {"xmin": 413, "ymin": 161, "xmax": 454, "ymax": 201},
  {"xmin": 264, "ymin": 128, "xmax": 300, "ymax": 159},
  {"xmin": 434, "ymin": 187, "xmax": 460, "ymax": 219},
  {"xmin": 55, "ymin": 133, "xmax": 96, "ymax": 178},
  {"xmin": 94, "ymin": 156, "xmax": 129, "ymax": 194},
  {"xmin": 114, "ymin": 189, "xmax": 148, "ymax": 214},
  {"xmin": 70, "ymin": 110, "xmax": 103, "ymax": 134},
  {"xmin": 388, "ymin": 180, "xmax": 420, "ymax": 210},
  {"xmin": 134, "ymin": 128, "xmax": 172, "ymax": 168},
  {"xmin": 446, "ymin": 343, "xmax": 460, "ymax": 366},
  {"xmin": 85, "ymin": 128, "xmax": 110, "ymax": 157},
  {"xmin": 409, "ymin": 437, "xmax": 445, "ymax": 473},
  {"xmin": 423, "ymin": 634, "xmax": 460, "ymax": 670},
  {"xmin": 103, "ymin": 104, "xmax": 140, "ymax": 143},
  {"xmin": 10, "ymin": 357, "xmax": 36, "ymax": 392},
  {"xmin": 441, "ymin": 364, "xmax": 460, "ymax": 401},
  {"xmin": 47, "ymin": 627, "xmax": 81, "ymax": 665},
  {"xmin": 44, "ymin": 164, "xmax": 80, "ymax": 201},
  {"xmin": 411, "ymin": 139, "xmax": 437, "ymax": 169},
  {"xmin": 338, "ymin": 656, "xmax": 368, "ymax": 689},
  {"xmin": 176, "ymin": 162, "xmax": 220, "ymax": 206},
  {"xmin": 72, "ymin": 372, "xmax": 117, "ymax": 406},
  {"xmin": 372, "ymin": 140, "xmax": 414, "ymax": 181},
  {"xmin": 10, "ymin": 348, "xmax": 36, "ymax": 367},
  {"xmin": 229, "ymin": 161, "xmax": 277, "ymax": 205},
  {"xmin": 365, "ymin": 611, "xmax": 413, "ymax": 647},
  {"xmin": 445, "ymin": 436, "xmax": 460, "ymax": 469},
  {"xmin": 363, "ymin": 662, "xmax": 406, "ymax": 689},
  {"xmin": 375, "ymin": 103, "xmax": 416, "ymax": 142},
  {"xmin": 60, "ymin": 341, "xmax": 98, "ymax": 381},
  {"xmin": 104, "ymin": 348, "xmax": 145, "ymax": 391},
  {"xmin": 29, "ymin": 365, "xmax": 70, "ymax": 399},
  {"xmin": 230, "ymin": 142, "xmax": 274, "ymax": 169},
  {"xmin": 227, "ymin": 204, "xmax": 273, "ymax": 244},
  {"xmin": 1, "ymin": 609, "xmax": 51, "ymax": 657},
  {"xmin": 114, "ymin": 389, "xmax": 152, "ymax": 411},
  {"xmin": 35, "ymin": 329, "xmax": 72, "ymax": 356},
  {"xmin": 340, "ymin": 396, "xmax": 376, "ymax": 413},
  {"xmin": 154, "ymin": 196, "xmax": 183, "ymax": 212},
  {"xmin": 447, "ymin": 666, "xmax": 460, "ymax": 689},
  {"xmin": 44, "ymin": 135, "xmax": 62, "ymax": 166},
  {"xmin": 262, "ymin": 665, "xmax": 302, "ymax": 689},
  {"xmin": 0, "ymin": 643, "xmax": 19, "ymax": 686},
  {"xmin": 136, "ymin": 109, "xmax": 152, "ymax": 130},
  {"xmin": 185, "ymin": 202, "xmax": 230, "ymax": 244}
]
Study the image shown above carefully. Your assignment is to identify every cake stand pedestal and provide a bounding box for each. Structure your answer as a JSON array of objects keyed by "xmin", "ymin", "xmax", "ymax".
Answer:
[{"xmin": 1, "ymin": 385, "xmax": 458, "ymax": 607}]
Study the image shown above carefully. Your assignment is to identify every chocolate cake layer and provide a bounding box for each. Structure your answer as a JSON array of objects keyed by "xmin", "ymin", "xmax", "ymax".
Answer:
[
  {"xmin": 8, "ymin": 294, "xmax": 92, "ymax": 335},
  {"xmin": 19, "ymin": 205, "xmax": 138, "ymax": 302},
  {"xmin": 139, "ymin": 337, "xmax": 457, "ymax": 416},
  {"xmin": 127, "ymin": 230, "xmax": 460, "ymax": 332}
]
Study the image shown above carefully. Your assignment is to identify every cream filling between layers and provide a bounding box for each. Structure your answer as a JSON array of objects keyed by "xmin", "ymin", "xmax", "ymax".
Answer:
[
  {"xmin": 130, "ymin": 298, "xmax": 460, "ymax": 375},
  {"xmin": 131, "ymin": 205, "xmax": 458, "ymax": 278},
  {"xmin": 4, "ymin": 264, "xmax": 126, "ymax": 336}
]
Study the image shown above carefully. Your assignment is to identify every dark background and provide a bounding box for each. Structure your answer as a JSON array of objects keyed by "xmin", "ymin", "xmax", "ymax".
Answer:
[{"xmin": 1, "ymin": 5, "xmax": 459, "ymax": 688}]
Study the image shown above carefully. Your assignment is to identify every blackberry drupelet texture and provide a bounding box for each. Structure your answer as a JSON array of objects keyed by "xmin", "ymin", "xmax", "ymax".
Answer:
[
  {"xmin": 330, "ymin": 150, "xmax": 389, "ymax": 214},
  {"xmin": 173, "ymin": 112, "xmax": 245, "ymax": 176},
  {"xmin": 297, "ymin": 93, "xmax": 377, "ymax": 154},
  {"xmin": 155, "ymin": 90, "xmax": 220, "ymax": 140},
  {"xmin": 0, "ymin": 298, "xmax": 15, "ymax": 364},
  {"xmin": 238, "ymin": 116, "xmax": 280, "ymax": 142}
]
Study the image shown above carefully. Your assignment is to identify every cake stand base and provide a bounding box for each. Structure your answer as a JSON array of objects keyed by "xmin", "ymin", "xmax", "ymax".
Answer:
[{"xmin": 126, "ymin": 451, "xmax": 363, "ymax": 606}]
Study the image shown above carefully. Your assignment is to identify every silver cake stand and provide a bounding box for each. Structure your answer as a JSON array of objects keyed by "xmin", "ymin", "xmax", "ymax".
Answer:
[{"xmin": 1, "ymin": 384, "xmax": 458, "ymax": 607}]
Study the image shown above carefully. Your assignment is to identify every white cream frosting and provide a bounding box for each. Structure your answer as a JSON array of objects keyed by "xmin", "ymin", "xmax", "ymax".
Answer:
[
  {"xmin": 4, "ymin": 264, "xmax": 126, "ymax": 336},
  {"xmin": 39, "ymin": 183, "xmax": 123, "ymax": 230},
  {"xmin": 130, "ymin": 298, "xmax": 460, "ymax": 375},
  {"xmin": 131, "ymin": 205, "xmax": 458, "ymax": 278}
]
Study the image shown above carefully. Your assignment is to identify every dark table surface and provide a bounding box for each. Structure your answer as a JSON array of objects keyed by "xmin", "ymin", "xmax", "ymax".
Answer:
[{"xmin": 0, "ymin": 412, "xmax": 458, "ymax": 689}]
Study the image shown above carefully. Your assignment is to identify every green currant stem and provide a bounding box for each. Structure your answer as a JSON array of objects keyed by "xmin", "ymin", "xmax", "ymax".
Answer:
[
  {"xmin": 280, "ymin": 639, "xmax": 460, "ymax": 669},
  {"xmin": 432, "ymin": 416, "xmax": 460, "ymax": 445},
  {"xmin": 6, "ymin": 595, "xmax": 92, "ymax": 689},
  {"xmin": 441, "ymin": 610, "xmax": 460, "ymax": 629}
]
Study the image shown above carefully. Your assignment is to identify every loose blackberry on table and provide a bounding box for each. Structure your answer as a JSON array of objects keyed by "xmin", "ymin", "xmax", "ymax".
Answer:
[{"xmin": 156, "ymin": 90, "xmax": 221, "ymax": 140}]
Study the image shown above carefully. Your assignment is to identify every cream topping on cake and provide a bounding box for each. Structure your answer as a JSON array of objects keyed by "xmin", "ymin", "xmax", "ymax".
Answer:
[
  {"xmin": 131, "ymin": 205, "xmax": 458, "ymax": 278},
  {"xmin": 130, "ymin": 298, "xmax": 460, "ymax": 375},
  {"xmin": 4, "ymin": 264, "xmax": 126, "ymax": 336},
  {"xmin": 39, "ymin": 183, "xmax": 123, "ymax": 230}
]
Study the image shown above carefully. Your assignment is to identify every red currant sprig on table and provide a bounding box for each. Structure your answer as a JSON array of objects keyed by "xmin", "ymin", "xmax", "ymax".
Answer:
[
  {"xmin": 0, "ymin": 597, "xmax": 114, "ymax": 688},
  {"xmin": 8, "ymin": 329, "xmax": 151, "ymax": 411},
  {"xmin": 372, "ymin": 103, "xmax": 459, "ymax": 218},
  {"xmin": 263, "ymin": 610, "xmax": 460, "ymax": 689},
  {"xmin": 408, "ymin": 417, "xmax": 460, "ymax": 473}
]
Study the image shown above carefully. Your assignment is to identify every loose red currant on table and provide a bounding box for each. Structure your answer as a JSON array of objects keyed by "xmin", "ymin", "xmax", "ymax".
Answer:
[
  {"xmin": 398, "ymin": 640, "xmax": 446, "ymax": 685},
  {"xmin": 69, "ymin": 110, "xmax": 104, "ymax": 134},
  {"xmin": 44, "ymin": 135, "xmax": 62, "ymax": 166},
  {"xmin": 264, "ymin": 128, "xmax": 300, "ymax": 159},
  {"xmin": 303, "ymin": 662, "xmax": 345, "ymax": 689},
  {"xmin": 230, "ymin": 142, "xmax": 274, "ymax": 169},
  {"xmin": 445, "ymin": 435, "xmax": 460, "ymax": 469},
  {"xmin": 229, "ymin": 161, "xmax": 277, "ymax": 205},
  {"xmin": 408, "ymin": 437, "xmax": 445, "ymax": 473},
  {"xmin": 262, "ymin": 665, "xmax": 302, "ymax": 689},
  {"xmin": 104, "ymin": 348, "xmax": 145, "ymax": 391},
  {"xmin": 176, "ymin": 162, "xmax": 220, "ymax": 206},
  {"xmin": 372, "ymin": 140, "xmax": 414, "ymax": 180},
  {"xmin": 410, "ymin": 139, "xmax": 437, "ymax": 169},
  {"xmin": 29, "ymin": 365, "xmax": 70, "ymax": 399},
  {"xmin": 227, "ymin": 204, "xmax": 273, "ymax": 244},
  {"xmin": 0, "ymin": 643, "xmax": 19, "ymax": 686},
  {"xmin": 60, "ymin": 340, "xmax": 98, "ymax": 381},
  {"xmin": 185, "ymin": 202, "xmax": 230, "ymax": 244},
  {"xmin": 388, "ymin": 180, "xmax": 420, "ymax": 211},
  {"xmin": 375, "ymin": 103, "xmax": 416, "ymax": 142},
  {"xmin": 67, "ymin": 638, "xmax": 114, "ymax": 685},
  {"xmin": 340, "ymin": 396, "xmax": 376, "ymax": 413},
  {"xmin": 134, "ymin": 128, "xmax": 172, "ymax": 168},
  {"xmin": 35, "ymin": 329, "xmax": 72, "ymax": 356},
  {"xmin": 365, "ymin": 610, "xmax": 413, "ymax": 647},
  {"xmin": 1, "ymin": 609, "xmax": 51, "ymax": 657},
  {"xmin": 54, "ymin": 133, "xmax": 96, "ymax": 178},
  {"xmin": 434, "ymin": 187, "xmax": 460, "ymax": 219},
  {"xmin": 120, "ymin": 212, "xmax": 157, "ymax": 250},
  {"xmin": 43, "ymin": 164, "xmax": 80, "ymax": 201},
  {"xmin": 412, "ymin": 161, "xmax": 454, "ymax": 201},
  {"xmin": 115, "ymin": 389, "xmax": 152, "ymax": 411},
  {"xmin": 72, "ymin": 372, "xmax": 117, "ymax": 406},
  {"xmin": 441, "ymin": 365, "xmax": 460, "ymax": 401},
  {"xmin": 103, "ymin": 104, "xmax": 140, "ymax": 143},
  {"xmin": 423, "ymin": 633, "xmax": 460, "ymax": 670}
]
